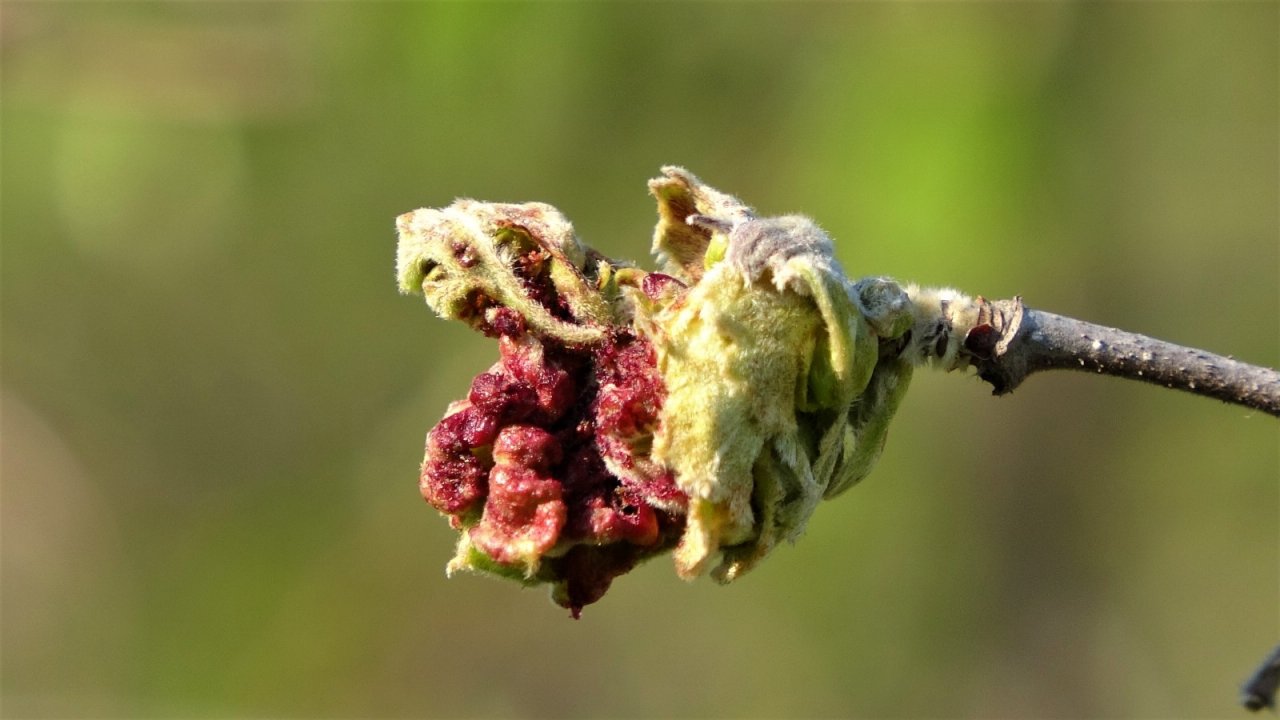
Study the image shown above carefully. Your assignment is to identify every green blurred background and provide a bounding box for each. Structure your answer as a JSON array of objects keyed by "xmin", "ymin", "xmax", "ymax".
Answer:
[{"xmin": 3, "ymin": 2, "xmax": 1276, "ymax": 717}]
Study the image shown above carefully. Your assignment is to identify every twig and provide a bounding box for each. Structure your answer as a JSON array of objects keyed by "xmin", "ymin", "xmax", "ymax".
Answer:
[
  {"xmin": 1242, "ymin": 643, "xmax": 1280, "ymax": 711},
  {"xmin": 944, "ymin": 295, "xmax": 1279, "ymax": 711},
  {"xmin": 956, "ymin": 296, "xmax": 1280, "ymax": 417}
]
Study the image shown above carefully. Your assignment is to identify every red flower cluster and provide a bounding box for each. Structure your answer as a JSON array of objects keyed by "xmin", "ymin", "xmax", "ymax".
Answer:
[{"xmin": 420, "ymin": 309, "xmax": 685, "ymax": 616}]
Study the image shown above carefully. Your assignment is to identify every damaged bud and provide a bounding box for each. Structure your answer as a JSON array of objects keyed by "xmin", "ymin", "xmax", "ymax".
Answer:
[{"xmin": 397, "ymin": 167, "xmax": 957, "ymax": 615}]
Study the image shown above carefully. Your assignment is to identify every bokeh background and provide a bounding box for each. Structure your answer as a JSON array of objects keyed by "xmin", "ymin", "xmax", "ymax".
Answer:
[{"xmin": 3, "ymin": 2, "xmax": 1277, "ymax": 717}]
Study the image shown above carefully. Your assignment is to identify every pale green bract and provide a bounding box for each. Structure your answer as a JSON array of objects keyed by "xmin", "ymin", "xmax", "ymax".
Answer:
[{"xmin": 641, "ymin": 168, "xmax": 916, "ymax": 581}]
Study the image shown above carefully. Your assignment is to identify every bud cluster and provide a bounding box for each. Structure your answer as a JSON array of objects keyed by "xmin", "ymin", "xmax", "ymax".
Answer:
[{"xmin": 397, "ymin": 167, "xmax": 935, "ymax": 615}]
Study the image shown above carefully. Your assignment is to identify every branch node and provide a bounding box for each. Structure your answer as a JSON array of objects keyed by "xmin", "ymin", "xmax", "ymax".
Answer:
[{"xmin": 962, "ymin": 295, "xmax": 1028, "ymax": 396}]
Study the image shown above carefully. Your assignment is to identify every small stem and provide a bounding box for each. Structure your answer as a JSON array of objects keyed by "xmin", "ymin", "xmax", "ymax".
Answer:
[{"xmin": 952, "ymin": 296, "xmax": 1280, "ymax": 417}]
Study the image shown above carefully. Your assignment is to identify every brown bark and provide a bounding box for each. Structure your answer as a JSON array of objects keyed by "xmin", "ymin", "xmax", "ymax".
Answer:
[{"xmin": 959, "ymin": 296, "xmax": 1280, "ymax": 417}]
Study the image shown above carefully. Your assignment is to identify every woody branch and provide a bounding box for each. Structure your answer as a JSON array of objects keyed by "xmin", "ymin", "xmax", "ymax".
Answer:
[{"xmin": 929, "ymin": 293, "xmax": 1280, "ymax": 417}]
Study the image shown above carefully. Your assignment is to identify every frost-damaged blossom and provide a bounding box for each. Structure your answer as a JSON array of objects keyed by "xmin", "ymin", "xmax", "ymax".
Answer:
[{"xmin": 396, "ymin": 167, "xmax": 948, "ymax": 616}]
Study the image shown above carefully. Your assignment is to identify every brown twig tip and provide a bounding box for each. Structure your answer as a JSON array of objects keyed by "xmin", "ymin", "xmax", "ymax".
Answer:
[
  {"xmin": 1242, "ymin": 644, "xmax": 1280, "ymax": 712},
  {"xmin": 957, "ymin": 296, "xmax": 1280, "ymax": 417}
]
